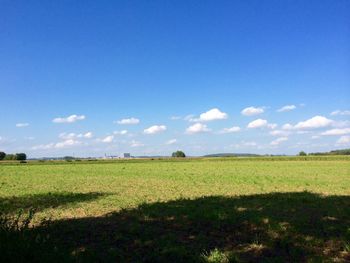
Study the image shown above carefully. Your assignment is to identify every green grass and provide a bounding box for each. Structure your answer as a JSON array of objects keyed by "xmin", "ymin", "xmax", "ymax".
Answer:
[{"xmin": 0, "ymin": 158, "xmax": 350, "ymax": 262}]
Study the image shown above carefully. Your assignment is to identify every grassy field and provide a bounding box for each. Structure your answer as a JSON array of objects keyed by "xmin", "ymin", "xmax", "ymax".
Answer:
[{"xmin": 1, "ymin": 157, "xmax": 350, "ymax": 262}]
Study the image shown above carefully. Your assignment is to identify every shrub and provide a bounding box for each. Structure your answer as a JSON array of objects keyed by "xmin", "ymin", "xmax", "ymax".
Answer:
[
  {"xmin": 15, "ymin": 153, "xmax": 27, "ymax": 161},
  {"xmin": 0, "ymin": 151, "xmax": 6, "ymax": 160},
  {"xmin": 172, "ymin": 151, "xmax": 186, "ymax": 158}
]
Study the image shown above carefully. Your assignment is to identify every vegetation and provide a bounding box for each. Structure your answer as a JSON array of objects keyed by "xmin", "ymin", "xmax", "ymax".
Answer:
[
  {"xmin": 0, "ymin": 152, "xmax": 27, "ymax": 161},
  {"xmin": 172, "ymin": 150, "xmax": 186, "ymax": 158},
  {"xmin": 0, "ymin": 158, "xmax": 349, "ymax": 261},
  {"xmin": 298, "ymin": 151, "xmax": 307, "ymax": 156},
  {"xmin": 309, "ymin": 148, "xmax": 350, "ymax": 156}
]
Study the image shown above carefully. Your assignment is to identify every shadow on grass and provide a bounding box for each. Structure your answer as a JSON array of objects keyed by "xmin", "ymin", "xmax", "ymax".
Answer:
[
  {"xmin": 2, "ymin": 192, "xmax": 350, "ymax": 262},
  {"xmin": 0, "ymin": 192, "xmax": 107, "ymax": 214}
]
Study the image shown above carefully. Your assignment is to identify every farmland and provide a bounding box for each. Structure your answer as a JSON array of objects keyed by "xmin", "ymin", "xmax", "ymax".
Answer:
[{"xmin": 1, "ymin": 157, "xmax": 350, "ymax": 262}]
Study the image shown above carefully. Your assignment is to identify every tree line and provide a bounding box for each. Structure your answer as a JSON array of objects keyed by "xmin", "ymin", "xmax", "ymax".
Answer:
[{"xmin": 0, "ymin": 152, "xmax": 27, "ymax": 161}]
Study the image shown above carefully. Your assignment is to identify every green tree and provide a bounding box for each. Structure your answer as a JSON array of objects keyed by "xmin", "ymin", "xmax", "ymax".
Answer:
[
  {"xmin": 172, "ymin": 151, "xmax": 186, "ymax": 158},
  {"xmin": 4, "ymin": 154, "xmax": 16, "ymax": 160},
  {"xmin": 0, "ymin": 152, "xmax": 5, "ymax": 160},
  {"xmin": 299, "ymin": 151, "xmax": 307, "ymax": 156},
  {"xmin": 15, "ymin": 153, "xmax": 27, "ymax": 161}
]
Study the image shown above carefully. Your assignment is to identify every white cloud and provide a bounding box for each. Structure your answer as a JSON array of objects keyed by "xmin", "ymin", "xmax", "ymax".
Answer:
[
  {"xmin": 81, "ymin": 132, "xmax": 93, "ymax": 138},
  {"xmin": 247, "ymin": 119, "xmax": 276, "ymax": 129},
  {"xmin": 321, "ymin": 128, "xmax": 350, "ymax": 136},
  {"xmin": 269, "ymin": 130, "xmax": 290, "ymax": 136},
  {"xmin": 184, "ymin": 114, "xmax": 195, "ymax": 121},
  {"xmin": 16, "ymin": 123, "xmax": 29, "ymax": 127},
  {"xmin": 277, "ymin": 105, "xmax": 296, "ymax": 112},
  {"xmin": 294, "ymin": 116, "xmax": 333, "ymax": 130},
  {"xmin": 170, "ymin": 116, "xmax": 181, "ymax": 120},
  {"xmin": 116, "ymin": 118, "xmax": 140, "ymax": 125},
  {"xmin": 165, "ymin": 139, "xmax": 177, "ymax": 145},
  {"xmin": 330, "ymin": 110, "xmax": 350, "ymax": 116},
  {"xmin": 186, "ymin": 123, "xmax": 210, "ymax": 134},
  {"xmin": 53, "ymin": 114, "xmax": 85, "ymax": 123},
  {"xmin": 59, "ymin": 132, "xmax": 93, "ymax": 139},
  {"xmin": 243, "ymin": 141, "xmax": 257, "ymax": 146},
  {"xmin": 336, "ymin": 136, "xmax": 350, "ymax": 145},
  {"xmin": 198, "ymin": 108, "xmax": 228, "ymax": 121},
  {"xmin": 130, "ymin": 140, "xmax": 144, "ymax": 147},
  {"xmin": 282, "ymin": 123, "xmax": 294, "ymax": 130},
  {"xmin": 220, "ymin": 126, "xmax": 241, "ymax": 134},
  {"xmin": 311, "ymin": 135, "xmax": 320, "ymax": 139},
  {"xmin": 113, "ymin": 130, "xmax": 128, "ymax": 135},
  {"xmin": 144, "ymin": 125, "xmax": 167, "ymax": 134},
  {"xmin": 270, "ymin": 137, "xmax": 288, "ymax": 146},
  {"xmin": 102, "ymin": 135, "xmax": 114, "ymax": 143},
  {"xmin": 32, "ymin": 139, "xmax": 81, "ymax": 150},
  {"xmin": 267, "ymin": 123, "xmax": 278, "ymax": 129},
  {"xmin": 241, "ymin": 106, "xmax": 264, "ymax": 116},
  {"xmin": 55, "ymin": 139, "xmax": 81, "ymax": 148}
]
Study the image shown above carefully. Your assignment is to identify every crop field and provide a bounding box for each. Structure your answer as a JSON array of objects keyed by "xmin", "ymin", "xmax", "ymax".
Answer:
[{"xmin": 1, "ymin": 157, "xmax": 350, "ymax": 262}]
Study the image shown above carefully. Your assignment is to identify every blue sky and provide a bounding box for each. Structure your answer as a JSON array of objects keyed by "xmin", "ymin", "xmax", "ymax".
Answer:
[{"xmin": 0, "ymin": 0, "xmax": 349, "ymax": 157}]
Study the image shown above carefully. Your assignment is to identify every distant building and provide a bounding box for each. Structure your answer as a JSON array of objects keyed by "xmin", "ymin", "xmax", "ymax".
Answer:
[{"xmin": 123, "ymin": 153, "xmax": 131, "ymax": 158}]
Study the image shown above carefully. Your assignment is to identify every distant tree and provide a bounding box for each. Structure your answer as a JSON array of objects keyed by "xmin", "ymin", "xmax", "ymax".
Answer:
[
  {"xmin": 298, "ymin": 151, "xmax": 307, "ymax": 156},
  {"xmin": 15, "ymin": 153, "xmax": 27, "ymax": 161},
  {"xmin": 4, "ymin": 154, "xmax": 16, "ymax": 160},
  {"xmin": 172, "ymin": 151, "xmax": 186, "ymax": 158},
  {"xmin": 0, "ymin": 152, "xmax": 5, "ymax": 160}
]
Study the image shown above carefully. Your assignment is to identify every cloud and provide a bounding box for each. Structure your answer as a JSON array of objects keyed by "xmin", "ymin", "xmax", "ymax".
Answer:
[
  {"xmin": 113, "ymin": 130, "xmax": 128, "ymax": 135},
  {"xmin": 330, "ymin": 110, "xmax": 350, "ymax": 116},
  {"xmin": 336, "ymin": 136, "xmax": 350, "ymax": 145},
  {"xmin": 282, "ymin": 123, "xmax": 294, "ymax": 130},
  {"xmin": 55, "ymin": 139, "xmax": 81, "ymax": 148},
  {"xmin": 241, "ymin": 106, "xmax": 264, "ymax": 116},
  {"xmin": 220, "ymin": 126, "xmax": 241, "ymax": 134},
  {"xmin": 32, "ymin": 139, "xmax": 81, "ymax": 150},
  {"xmin": 16, "ymin": 123, "xmax": 29, "ymax": 127},
  {"xmin": 277, "ymin": 105, "xmax": 296, "ymax": 112},
  {"xmin": 130, "ymin": 140, "xmax": 144, "ymax": 147},
  {"xmin": 198, "ymin": 108, "xmax": 228, "ymax": 121},
  {"xmin": 269, "ymin": 130, "xmax": 290, "ymax": 136},
  {"xmin": 321, "ymin": 128, "xmax": 350, "ymax": 136},
  {"xmin": 294, "ymin": 116, "xmax": 333, "ymax": 130},
  {"xmin": 59, "ymin": 132, "xmax": 93, "ymax": 139},
  {"xmin": 165, "ymin": 139, "xmax": 177, "ymax": 145},
  {"xmin": 170, "ymin": 116, "xmax": 181, "ymax": 120},
  {"xmin": 144, "ymin": 125, "xmax": 167, "ymax": 134},
  {"xmin": 116, "ymin": 118, "xmax": 140, "ymax": 125},
  {"xmin": 53, "ymin": 114, "xmax": 85, "ymax": 123},
  {"xmin": 270, "ymin": 137, "xmax": 288, "ymax": 146},
  {"xmin": 102, "ymin": 135, "xmax": 114, "ymax": 143},
  {"xmin": 243, "ymin": 141, "xmax": 257, "ymax": 146},
  {"xmin": 246, "ymin": 119, "xmax": 274, "ymax": 129},
  {"xmin": 81, "ymin": 132, "xmax": 93, "ymax": 139},
  {"xmin": 186, "ymin": 123, "xmax": 210, "ymax": 134},
  {"xmin": 282, "ymin": 116, "xmax": 334, "ymax": 131}
]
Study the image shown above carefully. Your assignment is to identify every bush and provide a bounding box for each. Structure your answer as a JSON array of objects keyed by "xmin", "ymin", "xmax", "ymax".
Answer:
[
  {"xmin": 0, "ymin": 152, "xmax": 6, "ymax": 160},
  {"xmin": 0, "ymin": 210, "xmax": 69, "ymax": 262},
  {"xmin": 172, "ymin": 151, "xmax": 186, "ymax": 158},
  {"xmin": 16, "ymin": 153, "xmax": 27, "ymax": 161},
  {"xmin": 298, "ymin": 151, "xmax": 307, "ymax": 156},
  {"xmin": 4, "ymin": 154, "xmax": 16, "ymax": 160}
]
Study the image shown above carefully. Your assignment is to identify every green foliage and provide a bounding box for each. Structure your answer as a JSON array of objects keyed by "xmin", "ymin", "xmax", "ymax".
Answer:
[
  {"xmin": 309, "ymin": 148, "xmax": 350, "ymax": 155},
  {"xmin": 4, "ymin": 154, "xmax": 16, "ymax": 160},
  {"xmin": 15, "ymin": 153, "xmax": 27, "ymax": 161},
  {"xmin": 298, "ymin": 151, "xmax": 307, "ymax": 156},
  {"xmin": 0, "ymin": 152, "xmax": 6, "ymax": 160},
  {"xmin": 172, "ymin": 150, "xmax": 186, "ymax": 158}
]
